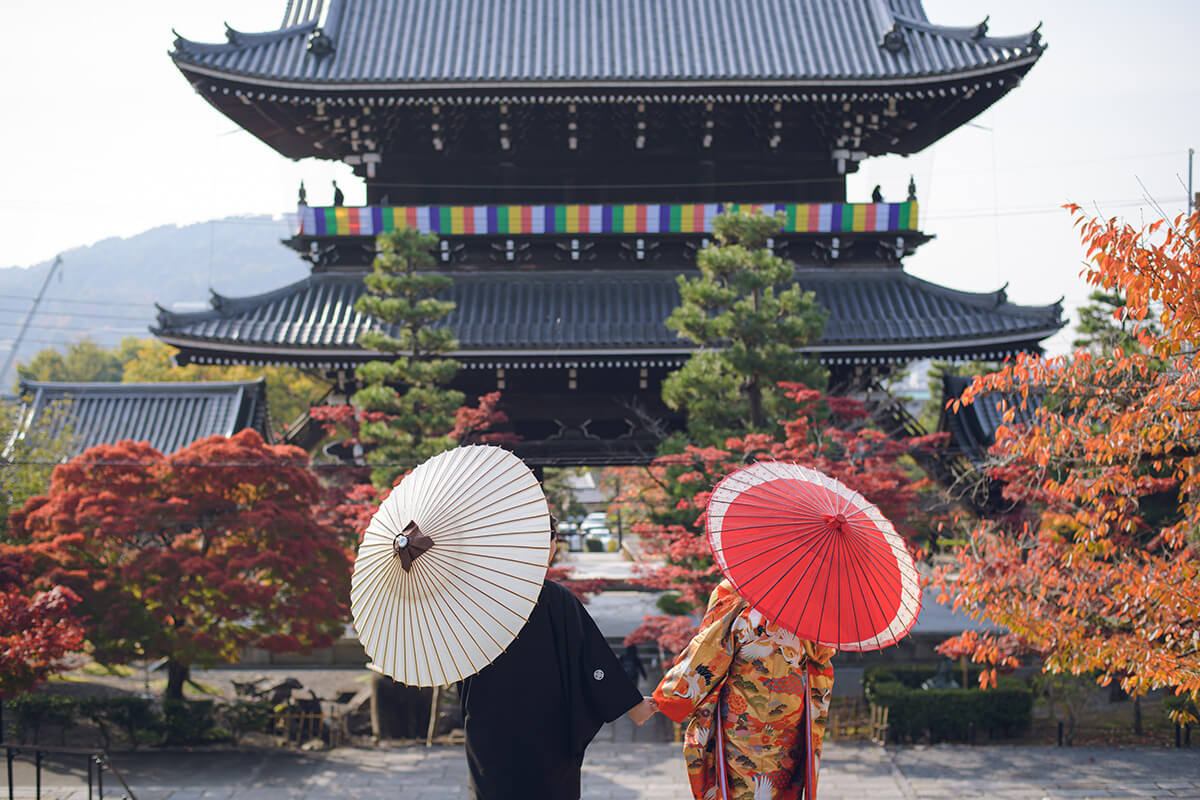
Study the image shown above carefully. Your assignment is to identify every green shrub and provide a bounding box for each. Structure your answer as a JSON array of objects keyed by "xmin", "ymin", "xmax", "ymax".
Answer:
[
  {"xmin": 863, "ymin": 664, "xmax": 984, "ymax": 694},
  {"xmin": 655, "ymin": 592, "xmax": 693, "ymax": 615},
  {"xmin": 160, "ymin": 699, "xmax": 227, "ymax": 745},
  {"xmin": 218, "ymin": 698, "xmax": 275, "ymax": 743},
  {"xmin": 78, "ymin": 696, "xmax": 157, "ymax": 749},
  {"xmin": 866, "ymin": 676, "xmax": 1032, "ymax": 743},
  {"xmin": 7, "ymin": 694, "xmax": 77, "ymax": 744}
]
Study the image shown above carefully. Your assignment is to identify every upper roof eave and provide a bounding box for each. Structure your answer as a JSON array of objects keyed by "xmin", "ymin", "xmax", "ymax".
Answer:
[{"xmin": 172, "ymin": 55, "xmax": 1041, "ymax": 95}]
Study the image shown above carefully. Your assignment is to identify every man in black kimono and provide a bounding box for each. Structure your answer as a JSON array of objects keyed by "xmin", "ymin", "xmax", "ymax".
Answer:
[{"xmin": 459, "ymin": 519, "xmax": 655, "ymax": 799}]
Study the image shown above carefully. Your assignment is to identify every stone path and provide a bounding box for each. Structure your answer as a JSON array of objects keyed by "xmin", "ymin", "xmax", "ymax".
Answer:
[{"xmin": 6, "ymin": 741, "xmax": 1199, "ymax": 799}]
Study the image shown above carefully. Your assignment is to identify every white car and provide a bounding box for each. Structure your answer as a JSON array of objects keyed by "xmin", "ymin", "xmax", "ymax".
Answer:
[
  {"xmin": 580, "ymin": 512, "xmax": 609, "ymax": 533},
  {"xmin": 584, "ymin": 526, "xmax": 620, "ymax": 553}
]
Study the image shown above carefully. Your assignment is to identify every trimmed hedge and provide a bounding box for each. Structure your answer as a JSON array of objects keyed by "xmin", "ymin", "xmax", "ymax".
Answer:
[
  {"xmin": 864, "ymin": 668, "xmax": 1033, "ymax": 744},
  {"xmin": 4, "ymin": 694, "xmax": 273, "ymax": 747},
  {"xmin": 863, "ymin": 664, "xmax": 985, "ymax": 693}
]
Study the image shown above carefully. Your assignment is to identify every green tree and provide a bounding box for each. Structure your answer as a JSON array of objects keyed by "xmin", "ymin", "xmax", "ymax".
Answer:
[
  {"xmin": 118, "ymin": 338, "xmax": 328, "ymax": 431},
  {"xmin": 16, "ymin": 338, "xmax": 123, "ymax": 385},
  {"xmin": 0, "ymin": 399, "xmax": 75, "ymax": 543},
  {"xmin": 353, "ymin": 228, "xmax": 464, "ymax": 487},
  {"xmin": 14, "ymin": 338, "xmax": 329, "ymax": 434},
  {"xmin": 663, "ymin": 209, "xmax": 826, "ymax": 442},
  {"xmin": 1072, "ymin": 289, "xmax": 1160, "ymax": 355}
]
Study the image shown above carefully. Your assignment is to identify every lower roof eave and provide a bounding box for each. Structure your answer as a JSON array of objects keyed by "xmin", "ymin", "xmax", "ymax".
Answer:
[{"xmin": 159, "ymin": 332, "xmax": 1059, "ymax": 366}]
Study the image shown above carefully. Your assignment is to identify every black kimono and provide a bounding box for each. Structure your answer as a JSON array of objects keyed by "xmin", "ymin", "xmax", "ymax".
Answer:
[{"xmin": 459, "ymin": 579, "xmax": 642, "ymax": 800}]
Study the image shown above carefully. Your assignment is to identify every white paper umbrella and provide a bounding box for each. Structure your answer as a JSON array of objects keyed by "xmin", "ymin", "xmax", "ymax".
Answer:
[{"xmin": 350, "ymin": 444, "xmax": 551, "ymax": 686}]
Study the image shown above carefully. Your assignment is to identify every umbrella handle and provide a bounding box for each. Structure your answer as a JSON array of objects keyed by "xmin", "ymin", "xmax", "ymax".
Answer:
[{"xmin": 714, "ymin": 687, "xmax": 730, "ymax": 800}]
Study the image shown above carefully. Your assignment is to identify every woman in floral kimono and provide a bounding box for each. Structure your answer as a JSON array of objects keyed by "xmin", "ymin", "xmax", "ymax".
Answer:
[{"xmin": 653, "ymin": 579, "xmax": 835, "ymax": 800}]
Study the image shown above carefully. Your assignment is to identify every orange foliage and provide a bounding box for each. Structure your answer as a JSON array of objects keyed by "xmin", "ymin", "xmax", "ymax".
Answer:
[{"xmin": 935, "ymin": 208, "xmax": 1200, "ymax": 710}]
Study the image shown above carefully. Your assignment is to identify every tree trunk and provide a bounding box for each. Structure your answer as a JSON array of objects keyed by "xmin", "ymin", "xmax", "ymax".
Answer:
[
  {"xmin": 165, "ymin": 660, "xmax": 190, "ymax": 701},
  {"xmin": 1133, "ymin": 695, "xmax": 1143, "ymax": 735},
  {"xmin": 747, "ymin": 380, "xmax": 764, "ymax": 430}
]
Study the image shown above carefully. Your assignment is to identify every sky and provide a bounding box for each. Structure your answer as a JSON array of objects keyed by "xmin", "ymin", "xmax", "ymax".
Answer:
[{"xmin": 2, "ymin": 0, "xmax": 1198, "ymax": 356}]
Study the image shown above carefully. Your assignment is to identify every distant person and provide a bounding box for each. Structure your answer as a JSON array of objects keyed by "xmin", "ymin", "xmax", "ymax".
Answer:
[
  {"xmin": 620, "ymin": 643, "xmax": 647, "ymax": 685},
  {"xmin": 332, "ymin": 180, "xmax": 345, "ymax": 206},
  {"xmin": 459, "ymin": 515, "xmax": 656, "ymax": 799},
  {"xmin": 298, "ymin": 180, "xmax": 307, "ymax": 206},
  {"xmin": 872, "ymin": 184, "xmax": 884, "ymax": 203}
]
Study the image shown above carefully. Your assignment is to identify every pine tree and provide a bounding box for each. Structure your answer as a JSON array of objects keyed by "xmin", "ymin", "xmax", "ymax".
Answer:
[
  {"xmin": 663, "ymin": 209, "xmax": 827, "ymax": 441},
  {"xmin": 353, "ymin": 228, "xmax": 464, "ymax": 486}
]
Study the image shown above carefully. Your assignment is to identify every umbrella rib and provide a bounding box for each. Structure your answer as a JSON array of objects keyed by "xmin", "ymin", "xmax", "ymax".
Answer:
[
  {"xmin": 422, "ymin": 557, "xmax": 507, "ymax": 674},
  {"xmin": 409, "ymin": 562, "xmax": 456, "ymax": 684},
  {"xmin": 434, "ymin": 511, "xmax": 553, "ymax": 541},
  {"xmin": 433, "ymin": 551, "xmax": 548, "ymax": 570},
  {"xmin": 405, "ymin": 561, "xmax": 447, "ymax": 680},
  {"xmin": 424, "ymin": 470, "xmax": 539, "ymax": 534},
  {"xmin": 850, "ymin": 525, "xmax": 922, "ymax": 610},
  {"xmin": 717, "ymin": 524, "xmax": 831, "ymax": 573},
  {"xmin": 425, "ymin": 553, "xmax": 517, "ymax": 655},
  {"xmin": 840, "ymin": 530, "xmax": 899, "ymax": 650},
  {"xmin": 415, "ymin": 448, "xmax": 510, "ymax": 527},
  {"xmin": 733, "ymin": 522, "xmax": 827, "ymax": 604},
  {"xmin": 713, "ymin": 520, "xmax": 829, "ymax": 550},
  {"xmin": 846, "ymin": 524, "xmax": 922, "ymax": 647},
  {"xmin": 351, "ymin": 555, "xmax": 396, "ymax": 651},
  {"xmin": 813, "ymin": 528, "xmax": 839, "ymax": 646},
  {"xmin": 412, "ymin": 561, "xmax": 472, "ymax": 686},
  {"xmin": 378, "ymin": 562, "xmax": 404, "ymax": 680},
  {"xmin": 351, "ymin": 560, "xmax": 390, "ymax": 670},
  {"xmin": 419, "ymin": 548, "xmax": 540, "ymax": 615},
  {"xmin": 765, "ymin": 521, "xmax": 839, "ymax": 638},
  {"xmin": 715, "ymin": 470, "xmax": 841, "ymax": 516},
  {"xmin": 840, "ymin": 531, "xmax": 876, "ymax": 650},
  {"xmin": 712, "ymin": 478, "xmax": 820, "ymax": 517},
  {"xmin": 420, "ymin": 447, "xmax": 491, "ymax": 522}
]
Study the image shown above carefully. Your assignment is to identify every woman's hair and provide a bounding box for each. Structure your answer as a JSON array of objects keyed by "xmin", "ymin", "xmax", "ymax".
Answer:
[{"xmin": 549, "ymin": 514, "xmax": 559, "ymax": 540}]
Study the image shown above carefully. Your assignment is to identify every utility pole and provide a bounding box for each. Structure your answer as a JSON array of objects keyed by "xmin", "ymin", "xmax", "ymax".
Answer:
[
  {"xmin": 0, "ymin": 255, "xmax": 62, "ymax": 388},
  {"xmin": 1189, "ymin": 148, "xmax": 1195, "ymax": 216}
]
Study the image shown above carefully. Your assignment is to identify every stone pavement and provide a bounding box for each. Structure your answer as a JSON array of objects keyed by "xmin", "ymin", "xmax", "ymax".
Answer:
[{"xmin": 7, "ymin": 741, "xmax": 1200, "ymax": 799}]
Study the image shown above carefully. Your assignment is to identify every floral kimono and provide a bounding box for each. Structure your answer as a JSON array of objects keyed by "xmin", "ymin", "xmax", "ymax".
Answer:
[{"xmin": 653, "ymin": 580, "xmax": 835, "ymax": 800}]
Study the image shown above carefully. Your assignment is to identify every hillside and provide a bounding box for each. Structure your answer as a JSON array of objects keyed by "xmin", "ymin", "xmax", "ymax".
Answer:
[{"xmin": 0, "ymin": 216, "xmax": 310, "ymax": 383}]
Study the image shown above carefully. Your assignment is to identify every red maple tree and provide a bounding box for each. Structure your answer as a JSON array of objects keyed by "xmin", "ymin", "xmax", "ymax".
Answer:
[
  {"xmin": 617, "ymin": 384, "xmax": 939, "ymax": 650},
  {"xmin": 0, "ymin": 548, "xmax": 84, "ymax": 699},
  {"xmin": 935, "ymin": 208, "xmax": 1200, "ymax": 714},
  {"xmin": 12, "ymin": 430, "xmax": 351, "ymax": 700}
]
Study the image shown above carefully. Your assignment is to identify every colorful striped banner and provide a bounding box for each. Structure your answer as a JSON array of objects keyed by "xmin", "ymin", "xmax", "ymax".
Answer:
[{"xmin": 297, "ymin": 202, "xmax": 919, "ymax": 237}]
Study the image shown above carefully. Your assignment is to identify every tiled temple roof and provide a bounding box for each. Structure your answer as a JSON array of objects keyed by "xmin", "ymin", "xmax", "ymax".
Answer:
[
  {"xmin": 14, "ymin": 379, "xmax": 272, "ymax": 456},
  {"xmin": 172, "ymin": 0, "xmax": 1042, "ymax": 88},
  {"xmin": 152, "ymin": 269, "xmax": 1064, "ymax": 367}
]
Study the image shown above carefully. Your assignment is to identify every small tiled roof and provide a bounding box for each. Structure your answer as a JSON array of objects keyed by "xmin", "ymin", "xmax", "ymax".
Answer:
[
  {"xmin": 171, "ymin": 0, "xmax": 1042, "ymax": 88},
  {"xmin": 939, "ymin": 373, "xmax": 1042, "ymax": 462},
  {"xmin": 15, "ymin": 379, "xmax": 272, "ymax": 457},
  {"xmin": 152, "ymin": 269, "xmax": 1064, "ymax": 365}
]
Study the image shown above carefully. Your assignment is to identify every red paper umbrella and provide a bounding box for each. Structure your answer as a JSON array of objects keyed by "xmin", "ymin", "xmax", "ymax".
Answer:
[{"xmin": 706, "ymin": 461, "xmax": 921, "ymax": 651}]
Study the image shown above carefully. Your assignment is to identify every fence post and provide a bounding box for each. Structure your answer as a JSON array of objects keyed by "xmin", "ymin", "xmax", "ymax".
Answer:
[{"xmin": 36, "ymin": 749, "xmax": 42, "ymax": 800}]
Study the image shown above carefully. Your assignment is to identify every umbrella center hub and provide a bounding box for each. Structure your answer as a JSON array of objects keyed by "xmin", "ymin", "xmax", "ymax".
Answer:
[
  {"xmin": 393, "ymin": 533, "xmax": 410, "ymax": 550},
  {"xmin": 822, "ymin": 513, "xmax": 850, "ymax": 534}
]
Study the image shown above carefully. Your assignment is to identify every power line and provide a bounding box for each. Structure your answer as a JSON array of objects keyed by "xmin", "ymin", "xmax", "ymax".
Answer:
[{"xmin": 0, "ymin": 308, "xmax": 153, "ymax": 322}]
